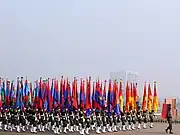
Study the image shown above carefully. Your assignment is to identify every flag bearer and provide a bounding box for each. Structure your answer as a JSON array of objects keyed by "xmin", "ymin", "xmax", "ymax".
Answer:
[
  {"xmin": 54, "ymin": 109, "xmax": 60, "ymax": 134},
  {"xmin": 126, "ymin": 109, "xmax": 132, "ymax": 131},
  {"xmin": 149, "ymin": 110, "xmax": 154, "ymax": 128},
  {"xmin": 62, "ymin": 109, "xmax": 68, "ymax": 133},
  {"xmin": 69, "ymin": 110, "xmax": 74, "ymax": 132},
  {"xmin": 107, "ymin": 112, "xmax": 113, "ymax": 132},
  {"xmin": 85, "ymin": 111, "xmax": 91, "ymax": 135},
  {"xmin": 0, "ymin": 108, "xmax": 3, "ymax": 130},
  {"xmin": 48, "ymin": 110, "xmax": 54, "ymax": 131},
  {"xmin": 14, "ymin": 108, "xmax": 20, "ymax": 132},
  {"xmin": 90, "ymin": 109, "xmax": 96, "ymax": 131},
  {"xmin": 142, "ymin": 110, "xmax": 148, "ymax": 129},
  {"xmin": 136, "ymin": 106, "xmax": 142, "ymax": 129},
  {"xmin": 117, "ymin": 113, "xmax": 121, "ymax": 131},
  {"xmin": 74, "ymin": 109, "xmax": 79, "ymax": 131},
  {"xmin": 112, "ymin": 110, "xmax": 118, "ymax": 132},
  {"xmin": 44, "ymin": 109, "xmax": 49, "ymax": 130},
  {"xmin": 79, "ymin": 108, "xmax": 85, "ymax": 135},
  {"xmin": 131, "ymin": 110, "xmax": 136, "ymax": 130},
  {"xmin": 2, "ymin": 109, "xmax": 8, "ymax": 131},
  {"xmin": 95, "ymin": 109, "xmax": 102, "ymax": 134},
  {"xmin": 121, "ymin": 107, "xmax": 126, "ymax": 131},
  {"xmin": 30, "ymin": 108, "xmax": 37, "ymax": 133},
  {"xmin": 20, "ymin": 109, "xmax": 26, "ymax": 132},
  {"xmin": 101, "ymin": 109, "xmax": 107, "ymax": 133}
]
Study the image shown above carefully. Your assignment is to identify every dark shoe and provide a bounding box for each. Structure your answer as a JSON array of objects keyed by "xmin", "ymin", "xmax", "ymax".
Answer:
[
  {"xmin": 165, "ymin": 129, "xmax": 168, "ymax": 133},
  {"xmin": 170, "ymin": 132, "xmax": 174, "ymax": 134}
]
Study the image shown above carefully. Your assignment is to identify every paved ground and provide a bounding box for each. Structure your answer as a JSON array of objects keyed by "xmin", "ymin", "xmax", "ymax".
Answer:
[{"xmin": 0, "ymin": 123, "xmax": 179, "ymax": 135}]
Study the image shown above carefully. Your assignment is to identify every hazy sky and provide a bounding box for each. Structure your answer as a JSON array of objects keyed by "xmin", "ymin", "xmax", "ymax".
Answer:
[{"xmin": 0, "ymin": 0, "xmax": 180, "ymax": 98}]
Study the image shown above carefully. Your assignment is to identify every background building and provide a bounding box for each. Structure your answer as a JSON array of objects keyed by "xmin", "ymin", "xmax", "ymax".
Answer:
[{"xmin": 110, "ymin": 70, "xmax": 140, "ymax": 97}]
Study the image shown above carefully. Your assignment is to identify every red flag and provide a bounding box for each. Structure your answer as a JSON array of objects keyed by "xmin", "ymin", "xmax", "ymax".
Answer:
[
  {"xmin": 142, "ymin": 82, "xmax": 147, "ymax": 111},
  {"xmin": 86, "ymin": 77, "xmax": 91, "ymax": 109},
  {"xmin": 72, "ymin": 77, "xmax": 78, "ymax": 109},
  {"xmin": 126, "ymin": 81, "xmax": 130, "ymax": 112}
]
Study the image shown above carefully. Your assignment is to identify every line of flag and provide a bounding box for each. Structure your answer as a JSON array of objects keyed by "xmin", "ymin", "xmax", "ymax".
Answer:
[{"xmin": 0, "ymin": 77, "xmax": 159, "ymax": 114}]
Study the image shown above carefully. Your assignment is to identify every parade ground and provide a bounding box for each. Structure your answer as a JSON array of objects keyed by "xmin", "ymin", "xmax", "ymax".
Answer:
[{"xmin": 0, "ymin": 123, "xmax": 179, "ymax": 135}]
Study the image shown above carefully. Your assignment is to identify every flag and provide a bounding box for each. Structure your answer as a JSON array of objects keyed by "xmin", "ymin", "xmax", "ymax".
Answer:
[
  {"xmin": 92, "ymin": 82, "xmax": 95, "ymax": 109},
  {"xmin": 53, "ymin": 79, "xmax": 59, "ymax": 108},
  {"xmin": 108, "ymin": 80, "xmax": 113, "ymax": 115},
  {"xmin": 72, "ymin": 77, "xmax": 78, "ymax": 109},
  {"xmin": 16, "ymin": 78, "xmax": 23, "ymax": 108},
  {"xmin": 67, "ymin": 80, "xmax": 72, "ymax": 110},
  {"xmin": 24, "ymin": 79, "xmax": 30, "ymax": 107},
  {"xmin": 130, "ymin": 82, "xmax": 134, "ymax": 110},
  {"xmin": 125, "ymin": 81, "xmax": 130, "ymax": 112},
  {"xmin": 86, "ymin": 77, "xmax": 91, "ymax": 110},
  {"xmin": 153, "ymin": 81, "xmax": 158, "ymax": 112},
  {"xmin": 47, "ymin": 78, "xmax": 52, "ymax": 112},
  {"xmin": 80, "ymin": 78, "xmax": 85, "ymax": 109},
  {"xmin": 147, "ymin": 83, "xmax": 153, "ymax": 112},
  {"xmin": 86, "ymin": 77, "xmax": 91, "ymax": 115},
  {"xmin": 1, "ymin": 80, "xmax": 5, "ymax": 106},
  {"xmin": 114, "ymin": 80, "xmax": 120, "ymax": 115},
  {"xmin": 29, "ymin": 82, "xmax": 33, "ymax": 105},
  {"xmin": 9, "ymin": 80, "xmax": 15, "ymax": 106},
  {"xmin": 119, "ymin": 80, "xmax": 123, "ymax": 111},
  {"xmin": 34, "ymin": 80, "xmax": 39, "ymax": 109},
  {"xmin": 102, "ymin": 80, "xmax": 107, "ymax": 107},
  {"xmin": 142, "ymin": 82, "xmax": 147, "ymax": 111},
  {"xmin": 112, "ymin": 80, "xmax": 117, "ymax": 108},
  {"xmin": 5, "ymin": 80, "xmax": 10, "ymax": 106},
  {"xmin": 133, "ymin": 83, "xmax": 138, "ymax": 110},
  {"xmin": 0, "ymin": 78, "xmax": 3, "ymax": 108},
  {"xmin": 95, "ymin": 80, "xmax": 103, "ymax": 110}
]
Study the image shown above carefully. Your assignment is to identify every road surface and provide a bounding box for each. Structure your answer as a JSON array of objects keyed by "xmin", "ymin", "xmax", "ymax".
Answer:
[{"xmin": 0, "ymin": 123, "xmax": 179, "ymax": 135}]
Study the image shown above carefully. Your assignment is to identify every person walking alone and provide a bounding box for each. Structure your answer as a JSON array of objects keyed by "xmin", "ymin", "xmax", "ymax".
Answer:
[{"xmin": 165, "ymin": 107, "xmax": 173, "ymax": 134}]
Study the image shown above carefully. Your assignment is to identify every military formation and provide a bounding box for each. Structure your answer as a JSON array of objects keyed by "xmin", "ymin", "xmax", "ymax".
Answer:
[{"xmin": 0, "ymin": 105, "xmax": 156, "ymax": 134}]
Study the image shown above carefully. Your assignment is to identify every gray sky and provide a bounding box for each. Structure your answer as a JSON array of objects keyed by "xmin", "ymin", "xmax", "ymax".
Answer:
[{"xmin": 0, "ymin": 0, "xmax": 180, "ymax": 98}]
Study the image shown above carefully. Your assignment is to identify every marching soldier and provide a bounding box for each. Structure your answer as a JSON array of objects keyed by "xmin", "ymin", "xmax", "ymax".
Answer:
[
  {"xmin": 126, "ymin": 109, "xmax": 132, "ymax": 131},
  {"xmin": 54, "ymin": 109, "xmax": 60, "ymax": 134},
  {"xmin": 85, "ymin": 110, "xmax": 91, "ymax": 134},
  {"xmin": 142, "ymin": 109, "xmax": 148, "ymax": 129},
  {"xmin": 79, "ymin": 108, "xmax": 85, "ymax": 135},
  {"xmin": 131, "ymin": 110, "xmax": 136, "ymax": 130},
  {"xmin": 61, "ymin": 109, "xmax": 68, "ymax": 133},
  {"xmin": 69, "ymin": 109, "xmax": 74, "ymax": 132},
  {"xmin": 112, "ymin": 110, "xmax": 118, "ymax": 132},
  {"xmin": 0, "ymin": 108, "xmax": 2, "ymax": 130},
  {"xmin": 25, "ymin": 106, "xmax": 31, "ymax": 130},
  {"xmin": 136, "ymin": 106, "xmax": 142, "ymax": 129},
  {"xmin": 2, "ymin": 108, "xmax": 8, "ymax": 131},
  {"xmin": 149, "ymin": 110, "xmax": 155, "ymax": 128},
  {"xmin": 48, "ymin": 109, "xmax": 54, "ymax": 131},
  {"xmin": 44, "ymin": 109, "xmax": 49, "ymax": 130},
  {"xmin": 107, "ymin": 112, "xmax": 113, "ymax": 132},
  {"xmin": 7, "ymin": 108, "xmax": 11, "ymax": 130},
  {"xmin": 37, "ymin": 109, "xmax": 41, "ymax": 131},
  {"xmin": 101, "ymin": 109, "xmax": 107, "ymax": 133},
  {"xmin": 95, "ymin": 109, "xmax": 102, "ymax": 134},
  {"xmin": 117, "ymin": 113, "xmax": 121, "ymax": 131},
  {"xmin": 40, "ymin": 109, "xmax": 46, "ymax": 132},
  {"xmin": 74, "ymin": 109, "xmax": 79, "ymax": 131},
  {"xmin": 121, "ymin": 107, "xmax": 126, "ymax": 131},
  {"xmin": 30, "ymin": 108, "xmax": 37, "ymax": 133},
  {"xmin": 20, "ymin": 109, "xmax": 26, "ymax": 132},
  {"xmin": 14, "ymin": 108, "xmax": 20, "ymax": 132},
  {"xmin": 90, "ymin": 109, "xmax": 96, "ymax": 131}
]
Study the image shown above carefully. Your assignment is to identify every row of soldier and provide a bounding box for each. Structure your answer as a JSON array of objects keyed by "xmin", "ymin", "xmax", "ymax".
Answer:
[{"xmin": 0, "ymin": 106, "xmax": 155, "ymax": 134}]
